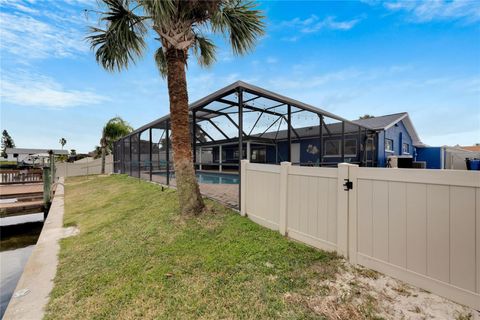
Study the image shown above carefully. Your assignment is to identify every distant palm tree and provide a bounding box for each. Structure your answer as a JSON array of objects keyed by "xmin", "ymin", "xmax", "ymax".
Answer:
[
  {"xmin": 100, "ymin": 117, "xmax": 133, "ymax": 174},
  {"xmin": 88, "ymin": 0, "xmax": 265, "ymax": 215},
  {"xmin": 359, "ymin": 114, "xmax": 374, "ymax": 120},
  {"xmin": 59, "ymin": 137, "xmax": 67, "ymax": 149}
]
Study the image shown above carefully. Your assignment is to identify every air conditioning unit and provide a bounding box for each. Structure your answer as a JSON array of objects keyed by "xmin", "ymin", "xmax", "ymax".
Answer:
[
  {"xmin": 387, "ymin": 155, "xmax": 413, "ymax": 168},
  {"xmin": 413, "ymin": 161, "xmax": 426, "ymax": 169}
]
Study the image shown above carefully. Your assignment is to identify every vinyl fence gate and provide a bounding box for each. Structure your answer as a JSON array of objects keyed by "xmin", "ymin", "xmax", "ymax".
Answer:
[{"xmin": 240, "ymin": 160, "xmax": 480, "ymax": 310}]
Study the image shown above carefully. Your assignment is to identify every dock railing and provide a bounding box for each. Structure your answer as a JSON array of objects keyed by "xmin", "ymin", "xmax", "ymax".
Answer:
[{"xmin": 0, "ymin": 169, "xmax": 43, "ymax": 184}]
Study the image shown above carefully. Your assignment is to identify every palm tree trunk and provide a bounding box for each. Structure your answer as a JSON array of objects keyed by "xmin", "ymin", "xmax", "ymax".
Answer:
[
  {"xmin": 101, "ymin": 147, "xmax": 106, "ymax": 174},
  {"xmin": 165, "ymin": 49, "xmax": 204, "ymax": 215},
  {"xmin": 101, "ymin": 137, "xmax": 106, "ymax": 174}
]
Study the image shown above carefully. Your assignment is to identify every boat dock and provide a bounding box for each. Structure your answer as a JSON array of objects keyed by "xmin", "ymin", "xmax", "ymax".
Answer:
[{"xmin": 0, "ymin": 183, "xmax": 45, "ymax": 218}]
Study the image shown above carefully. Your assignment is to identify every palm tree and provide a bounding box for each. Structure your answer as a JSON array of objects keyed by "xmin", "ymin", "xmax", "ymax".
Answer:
[
  {"xmin": 100, "ymin": 117, "xmax": 133, "ymax": 174},
  {"xmin": 87, "ymin": 0, "xmax": 265, "ymax": 215},
  {"xmin": 59, "ymin": 137, "xmax": 67, "ymax": 150}
]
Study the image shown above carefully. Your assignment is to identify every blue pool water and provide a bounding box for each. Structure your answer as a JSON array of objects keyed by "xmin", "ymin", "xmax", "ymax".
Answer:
[
  {"xmin": 154, "ymin": 172, "xmax": 239, "ymax": 184},
  {"xmin": 196, "ymin": 172, "xmax": 239, "ymax": 184}
]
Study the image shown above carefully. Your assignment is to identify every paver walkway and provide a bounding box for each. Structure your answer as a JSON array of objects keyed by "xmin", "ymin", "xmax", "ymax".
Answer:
[{"xmin": 198, "ymin": 183, "xmax": 238, "ymax": 208}]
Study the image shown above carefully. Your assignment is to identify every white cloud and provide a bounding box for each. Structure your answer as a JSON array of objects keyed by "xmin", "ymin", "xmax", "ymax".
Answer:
[
  {"xmin": 383, "ymin": 0, "xmax": 480, "ymax": 23},
  {"xmin": 281, "ymin": 36, "xmax": 299, "ymax": 42},
  {"xmin": 0, "ymin": 0, "xmax": 39, "ymax": 14},
  {"xmin": 266, "ymin": 57, "xmax": 278, "ymax": 64},
  {"xmin": 281, "ymin": 15, "xmax": 362, "ymax": 33},
  {"xmin": 217, "ymin": 50, "xmax": 235, "ymax": 62},
  {"xmin": 302, "ymin": 16, "xmax": 361, "ymax": 33},
  {"xmin": 268, "ymin": 68, "xmax": 371, "ymax": 91},
  {"xmin": 0, "ymin": 2, "xmax": 89, "ymax": 61},
  {"xmin": 1, "ymin": 71, "xmax": 109, "ymax": 109}
]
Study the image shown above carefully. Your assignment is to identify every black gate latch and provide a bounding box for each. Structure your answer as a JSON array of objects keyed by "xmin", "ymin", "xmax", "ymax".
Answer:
[{"xmin": 343, "ymin": 179, "xmax": 353, "ymax": 191}]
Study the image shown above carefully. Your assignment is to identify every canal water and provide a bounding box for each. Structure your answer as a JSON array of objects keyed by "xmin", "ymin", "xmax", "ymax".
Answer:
[{"xmin": 0, "ymin": 213, "xmax": 44, "ymax": 318}]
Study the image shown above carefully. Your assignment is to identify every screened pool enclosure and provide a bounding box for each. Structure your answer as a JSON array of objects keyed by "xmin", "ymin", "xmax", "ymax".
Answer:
[{"xmin": 113, "ymin": 81, "xmax": 374, "ymax": 206}]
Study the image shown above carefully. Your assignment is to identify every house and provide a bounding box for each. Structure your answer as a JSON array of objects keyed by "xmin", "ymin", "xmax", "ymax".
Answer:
[
  {"xmin": 461, "ymin": 144, "xmax": 480, "ymax": 152},
  {"xmin": 352, "ymin": 112, "xmax": 424, "ymax": 167},
  {"xmin": 4, "ymin": 148, "xmax": 69, "ymax": 166},
  {"xmin": 114, "ymin": 82, "xmax": 442, "ymax": 175},
  {"xmin": 242, "ymin": 112, "xmax": 424, "ymax": 168},
  {"xmin": 415, "ymin": 146, "xmax": 480, "ymax": 170}
]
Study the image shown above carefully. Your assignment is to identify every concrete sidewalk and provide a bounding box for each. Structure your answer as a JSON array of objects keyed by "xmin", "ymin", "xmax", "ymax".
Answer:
[{"xmin": 3, "ymin": 178, "xmax": 68, "ymax": 320}]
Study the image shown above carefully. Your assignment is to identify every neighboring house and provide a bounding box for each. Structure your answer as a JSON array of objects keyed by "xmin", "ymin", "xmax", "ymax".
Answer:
[
  {"xmin": 2, "ymin": 153, "xmax": 17, "ymax": 162},
  {"xmin": 416, "ymin": 146, "xmax": 480, "ymax": 170},
  {"xmin": 461, "ymin": 144, "xmax": 480, "ymax": 152},
  {"xmin": 4, "ymin": 148, "xmax": 69, "ymax": 166}
]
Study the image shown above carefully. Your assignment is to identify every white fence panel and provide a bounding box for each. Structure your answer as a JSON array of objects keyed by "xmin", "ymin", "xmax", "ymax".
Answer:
[
  {"xmin": 351, "ymin": 167, "xmax": 480, "ymax": 309},
  {"xmin": 286, "ymin": 167, "xmax": 339, "ymax": 252},
  {"xmin": 240, "ymin": 161, "xmax": 480, "ymax": 309},
  {"xmin": 244, "ymin": 163, "xmax": 281, "ymax": 230},
  {"xmin": 56, "ymin": 155, "xmax": 113, "ymax": 178}
]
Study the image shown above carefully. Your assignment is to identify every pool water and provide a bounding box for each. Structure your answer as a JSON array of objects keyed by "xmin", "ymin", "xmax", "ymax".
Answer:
[
  {"xmin": 196, "ymin": 172, "xmax": 239, "ymax": 184},
  {"xmin": 154, "ymin": 172, "xmax": 239, "ymax": 184}
]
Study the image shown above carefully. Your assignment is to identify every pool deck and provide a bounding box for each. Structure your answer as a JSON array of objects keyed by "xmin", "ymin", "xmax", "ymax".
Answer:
[
  {"xmin": 150, "ymin": 174, "xmax": 239, "ymax": 208},
  {"xmin": 198, "ymin": 183, "xmax": 238, "ymax": 208}
]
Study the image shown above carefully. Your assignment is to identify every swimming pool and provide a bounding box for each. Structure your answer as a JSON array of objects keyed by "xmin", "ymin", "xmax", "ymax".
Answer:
[
  {"xmin": 196, "ymin": 172, "xmax": 239, "ymax": 184},
  {"xmin": 154, "ymin": 171, "xmax": 239, "ymax": 184}
]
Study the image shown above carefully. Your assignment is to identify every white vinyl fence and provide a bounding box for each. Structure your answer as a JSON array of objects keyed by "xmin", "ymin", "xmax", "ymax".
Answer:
[
  {"xmin": 240, "ymin": 160, "xmax": 480, "ymax": 309},
  {"xmin": 55, "ymin": 155, "xmax": 113, "ymax": 178}
]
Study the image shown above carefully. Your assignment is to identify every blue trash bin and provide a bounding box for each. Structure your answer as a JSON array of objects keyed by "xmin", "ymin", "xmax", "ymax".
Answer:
[
  {"xmin": 470, "ymin": 159, "xmax": 480, "ymax": 170},
  {"xmin": 466, "ymin": 158, "xmax": 480, "ymax": 170}
]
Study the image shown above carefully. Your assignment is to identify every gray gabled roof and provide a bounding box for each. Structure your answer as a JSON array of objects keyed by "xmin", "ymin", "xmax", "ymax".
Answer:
[
  {"xmin": 257, "ymin": 112, "xmax": 425, "ymax": 148},
  {"xmin": 352, "ymin": 112, "xmax": 408, "ymax": 130},
  {"xmin": 259, "ymin": 122, "xmax": 363, "ymax": 140},
  {"xmin": 352, "ymin": 112, "xmax": 424, "ymax": 147}
]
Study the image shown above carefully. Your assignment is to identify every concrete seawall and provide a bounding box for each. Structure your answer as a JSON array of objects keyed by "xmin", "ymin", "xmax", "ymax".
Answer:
[{"xmin": 3, "ymin": 177, "xmax": 67, "ymax": 320}]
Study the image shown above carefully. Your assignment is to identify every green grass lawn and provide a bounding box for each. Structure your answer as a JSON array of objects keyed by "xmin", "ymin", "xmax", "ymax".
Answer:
[{"xmin": 45, "ymin": 175, "xmax": 360, "ymax": 319}]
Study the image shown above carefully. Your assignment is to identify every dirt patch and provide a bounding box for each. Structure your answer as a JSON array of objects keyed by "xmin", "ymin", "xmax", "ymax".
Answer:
[
  {"xmin": 358, "ymin": 267, "xmax": 473, "ymax": 319},
  {"xmin": 61, "ymin": 226, "xmax": 79, "ymax": 238},
  {"xmin": 287, "ymin": 261, "xmax": 474, "ymax": 319}
]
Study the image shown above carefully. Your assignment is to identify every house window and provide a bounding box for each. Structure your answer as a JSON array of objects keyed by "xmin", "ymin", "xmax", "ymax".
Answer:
[
  {"xmin": 251, "ymin": 148, "xmax": 266, "ymax": 163},
  {"xmin": 324, "ymin": 140, "xmax": 340, "ymax": 156},
  {"xmin": 402, "ymin": 143, "xmax": 409, "ymax": 154},
  {"xmin": 232, "ymin": 149, "xmax": 246, "ymax": 160},
  {"xmin": 385, "ymin": 139, "xmax": 394, "ymax": 152},
  {"xmin": 324, "ymin": 139, "xmax": 357, "ymax": 156},
  {"xmin": 344, "ymin": 139, "xmax": 357, "ymax": 156}
]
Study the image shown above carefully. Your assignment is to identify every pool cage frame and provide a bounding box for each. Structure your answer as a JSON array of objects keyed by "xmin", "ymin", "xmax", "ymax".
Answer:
[{"xmin": 113, "ymin": 81, "xmax": 375, "ymax": 205}]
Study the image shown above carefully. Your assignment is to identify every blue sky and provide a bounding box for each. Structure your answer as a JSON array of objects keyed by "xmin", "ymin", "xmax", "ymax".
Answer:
[{"xmin": 1, "ymin": 0, "xmax": 479, "ymax": 153}]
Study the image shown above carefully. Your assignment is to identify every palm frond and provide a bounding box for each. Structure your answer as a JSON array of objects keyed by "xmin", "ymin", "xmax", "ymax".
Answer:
[
  {"xmin": 154, "ymin": 47, "xmax": 168, "ymax": 78},
  {"xmin": 87, "ymin": 0, "xmax": 147, "ymax": 72},
  {"xmin": 192, "ymin": 35, "xmax": 216, "ymax": 67},
  {"xmin": 103, "ymin": 116, "xmax": 133, "ymax": 150},
  {"xmin": 211, "ymin": 0, "xmax": 265, "ymax": 55},
  {"xmin": 139, "ymin": 0, "xmax": 175, "ymax": 23}
]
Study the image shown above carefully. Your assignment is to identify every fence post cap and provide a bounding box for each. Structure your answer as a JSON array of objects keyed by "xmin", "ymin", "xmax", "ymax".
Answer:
[
  {"xmin": 280, "ymin": 161, "xmax": 292, "ymax": 166},
  {"xmin": 240, "ymin": 159, "xmax": 250, "ymax": 164},
  {"xmin": 338, "ymin": 162, "xmax": 359, "ymax": 167}
]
